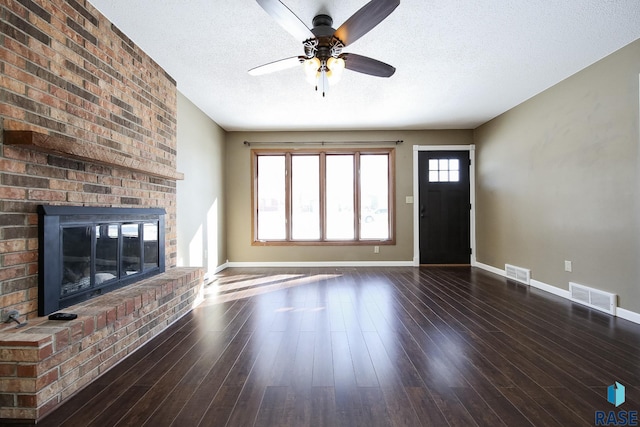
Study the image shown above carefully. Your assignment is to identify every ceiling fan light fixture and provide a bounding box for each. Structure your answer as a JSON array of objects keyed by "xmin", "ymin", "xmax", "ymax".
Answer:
[
  {"xmin": 303, "ymin": 56, "xmax": 344, "ymax": 95},
  {"xmin": 303, "ymin": 57, "xmax": 321, "ymax": 85},
  {"xmin": 326, "ymin": 57, "xmax": 345, "ymax": 85}
]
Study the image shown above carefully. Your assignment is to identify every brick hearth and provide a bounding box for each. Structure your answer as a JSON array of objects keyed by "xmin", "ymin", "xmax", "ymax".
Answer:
[{"xmin": 0, "ymin": 267, "xmax": 203, "ymax": 421}]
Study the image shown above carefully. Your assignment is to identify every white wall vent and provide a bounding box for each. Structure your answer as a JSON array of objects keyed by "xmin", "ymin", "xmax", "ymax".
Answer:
[
  {"xmin": 505, "ymin": 264, "xmax": 530, "ymax": 285},
  {"xmin": 569, "ymin": 282, "xmax": 617, "ymax": 315}
]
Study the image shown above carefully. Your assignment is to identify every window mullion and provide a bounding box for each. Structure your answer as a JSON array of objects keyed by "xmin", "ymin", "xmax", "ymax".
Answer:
[
  {"xmin": 252, "ymin": 151, "xmax": 258, "ymax": 242},
  {"xmin": 388, "ymin": 152, "xmax": 394, "ymax": 241},
  {"xmin": 285, "ymin": 153, "xmax": 292, "ymax": 241},
  {"xmin": 320, "ymin": 152, "xmax": 326, "ymax": 241},
  {"xmin": 354, "ymin": 152, "xmax": 361, "ymax": 241}
]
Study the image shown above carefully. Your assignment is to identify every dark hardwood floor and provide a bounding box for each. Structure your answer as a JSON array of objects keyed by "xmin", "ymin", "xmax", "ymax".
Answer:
[{"xmin": 35, "ymin": 267, "xmax": 640, "ymax": 426}]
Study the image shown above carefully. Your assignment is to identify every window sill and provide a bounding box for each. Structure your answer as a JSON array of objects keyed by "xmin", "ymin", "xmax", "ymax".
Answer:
[{"xmin": 252, "ymin": 240, "xmax": 395, "ymax": 246}]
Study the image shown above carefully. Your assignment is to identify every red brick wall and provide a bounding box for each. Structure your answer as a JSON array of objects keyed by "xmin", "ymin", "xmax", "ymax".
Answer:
[{"xmin": 0, "ymin": 0, "xmax": 179, "ymax": 325}]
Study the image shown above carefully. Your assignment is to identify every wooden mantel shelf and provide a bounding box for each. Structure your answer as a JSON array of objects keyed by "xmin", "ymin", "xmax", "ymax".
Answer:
[{"xmin": 3, "ymin": 130, "xmax": 184, "ymax": 181}]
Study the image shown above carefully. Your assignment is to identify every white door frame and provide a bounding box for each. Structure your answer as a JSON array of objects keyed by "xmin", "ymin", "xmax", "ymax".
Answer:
[{"xmin": 412, "ymin": 145, "xmax": 476, "ymax": 266}]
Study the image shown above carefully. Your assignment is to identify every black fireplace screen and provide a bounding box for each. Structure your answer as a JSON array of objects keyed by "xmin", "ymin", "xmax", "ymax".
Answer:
[{"xmin": 38, "ymin": 206, "xmax": 165, "ymax": 315}]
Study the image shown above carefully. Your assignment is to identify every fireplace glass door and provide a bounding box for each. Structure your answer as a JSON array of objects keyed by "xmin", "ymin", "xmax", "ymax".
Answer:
[
  {"xmin": 60, "ymin": 221, "xmax": 161, "ymax": 301},
  {"xmin": 62, "ymin": 226, "xmax": 92, "ymax": 296},
  {"xmin": 96, "ymin": 224, "xmax": 118, "ymax": 285},
  {"xmin": 143, "ymin": 222, "xmax": 159, "ymax": 271},
  {"xmin": 39, "ymin": 206, "xmax": 166, "ymax": 315},
  {"xmin": 122, "ymin": 223, "xmax": 142, "ymax": 276}
]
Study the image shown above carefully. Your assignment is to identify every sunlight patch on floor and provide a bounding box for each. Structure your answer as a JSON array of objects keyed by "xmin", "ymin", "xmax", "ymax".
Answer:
[{"xmin": 198, "ymin": 272, "xmax": 342, "ymax": 306}]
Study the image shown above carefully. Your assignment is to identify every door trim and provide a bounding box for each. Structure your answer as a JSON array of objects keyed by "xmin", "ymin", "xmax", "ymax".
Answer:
[{"xmin": 412, "ymin": 145, "xmax": 476, "ymax": 266}]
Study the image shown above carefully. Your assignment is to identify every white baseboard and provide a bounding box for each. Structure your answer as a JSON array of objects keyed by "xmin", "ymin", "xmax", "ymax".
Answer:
[
  {"xmin": 474, "ymin": 262, "xmax": 640, "ymax": 325},
  {"xmin": 473, "ymin": 261, "xmax": 505, "ymax": 277},
  {"xmin": 213, "ymin": 262, "xmax": 229, "ymax": 273},
  {"xmin": 529, "ymin": 279, "xmax": 571, "ymax": 299},
  {"xmin": 617, "ymin": 308, "xmax": 640, "ymax": 325},
  {"xmin": 203, "ymin": 262, "xmax": 230, "ymax": 284},
  {"xmin": 226, "ymin": 260, "xmax": 414, "ymax": 268}
]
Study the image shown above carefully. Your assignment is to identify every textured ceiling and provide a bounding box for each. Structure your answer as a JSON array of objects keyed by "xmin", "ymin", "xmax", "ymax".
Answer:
[{"xmin": 89, "ymin": 0, "xmax": 640, "ymax": 131}]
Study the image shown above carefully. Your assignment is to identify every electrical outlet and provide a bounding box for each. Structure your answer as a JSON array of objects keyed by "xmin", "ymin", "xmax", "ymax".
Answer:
[
  {"xmin": 374, "ymin": 246, "xmax": 379, "ymax": 254},
  {"xmin": 564, "ymin": 260, "xmax": 572, "ymax": 272}
]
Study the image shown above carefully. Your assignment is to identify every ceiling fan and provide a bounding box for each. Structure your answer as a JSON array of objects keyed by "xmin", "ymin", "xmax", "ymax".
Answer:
[{"xmin": 249, "ymin": 0, "xmax": 399, "ymax": 96}]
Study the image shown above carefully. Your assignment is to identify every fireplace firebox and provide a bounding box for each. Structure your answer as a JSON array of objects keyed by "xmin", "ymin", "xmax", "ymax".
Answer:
[{"xmin": 38, "ymin": 205, "xmax": 166, "ymax": 316}]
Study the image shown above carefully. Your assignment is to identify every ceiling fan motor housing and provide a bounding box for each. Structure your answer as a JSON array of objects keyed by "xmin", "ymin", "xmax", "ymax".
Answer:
[
  {"xmin": 311, "ymin": 14, "xmax": 334, "ymax": 35},
  {"xmin": 306, "ymin": 14, "xmax": 344, "ymax": 61}
]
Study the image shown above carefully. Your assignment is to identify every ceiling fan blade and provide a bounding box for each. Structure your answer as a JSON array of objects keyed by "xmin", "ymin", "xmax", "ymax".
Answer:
[
  {"xmin": 342, "ymin": 53, "xmax": 395, "ymax": 77},
  {"xmin": 249, "ymin": 56, "xmax": 304, "ymax": 76},
  {"xmin": 334, "ymin": 0, "xmax": 399, "ymax": 46},
  {"xmin": 256, "ymin": 0, "xmax": 314, "ymax": 41}
]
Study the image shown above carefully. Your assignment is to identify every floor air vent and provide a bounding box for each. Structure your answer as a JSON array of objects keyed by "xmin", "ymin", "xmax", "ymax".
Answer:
[
  {"xmin": 505, "ymin": 264, "xmax": 530, "ymax": 285},
  {"xmin": 569, "ymin": 282, "xmax": 617, "ymax": 315}
]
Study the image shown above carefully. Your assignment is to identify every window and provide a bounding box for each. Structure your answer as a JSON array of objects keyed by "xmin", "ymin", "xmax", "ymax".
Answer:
[
  {"xmin": 292, "ymin": 155, "xmax": 320, "ymax": 239},
  {"xmin": 256, "ymin": 155, "xmax": 286, "ymax": 240},
  {"xmin": 252, "ymin": 148, "xmax": 395, "ymax": 245},
  {"xmin": 428, "ymin": 158, "xmax": 460, "ymax": 182}
]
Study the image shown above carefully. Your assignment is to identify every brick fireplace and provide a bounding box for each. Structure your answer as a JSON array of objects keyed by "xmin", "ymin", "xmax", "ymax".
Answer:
[{"xmin": 0, "ymin": 0, "xmax": 203, "ymax": 422}]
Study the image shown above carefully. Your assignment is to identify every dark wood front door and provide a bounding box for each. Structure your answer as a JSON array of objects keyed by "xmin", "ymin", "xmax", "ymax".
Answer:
[{"xmin": 418, "ymin": 150, "xmax": 471, "ymax": 264}]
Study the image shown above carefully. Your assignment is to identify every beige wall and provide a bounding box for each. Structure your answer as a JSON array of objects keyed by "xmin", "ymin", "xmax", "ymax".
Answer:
[
  {"xmin": 176, "ymin": 92, "xmax": 227, "ymax": 276},
  {"xmin": 177, "ymin": 37, "xmax": 640, "ymax": 311},
  {"xmin": 474, "ymin": 39, "xmax": 640, "ymax": 312},
  {"xmin": 225, "ymin": 130, "xmax": 473, "ymax": 263}
]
